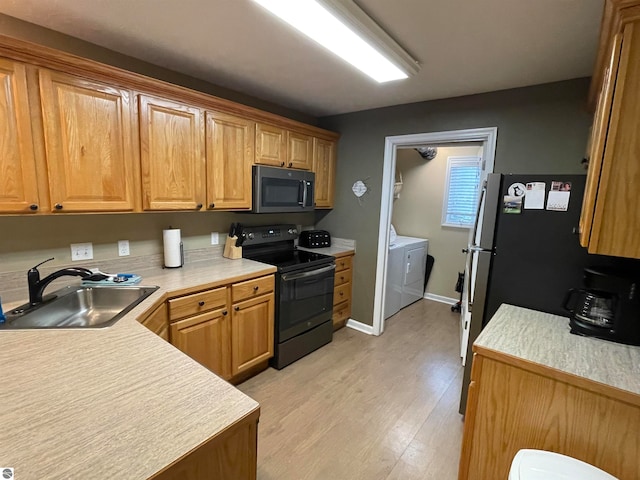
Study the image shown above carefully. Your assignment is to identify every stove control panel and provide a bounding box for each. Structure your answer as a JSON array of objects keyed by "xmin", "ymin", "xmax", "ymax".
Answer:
[{"xmin": 241, "ymin": 224, "xmax": 299, "ymax": 246}]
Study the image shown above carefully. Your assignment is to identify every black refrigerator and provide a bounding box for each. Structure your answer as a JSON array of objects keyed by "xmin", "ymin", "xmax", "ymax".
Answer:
[{"xmin": 458, "ymin": 173, "xmax": 635, "ymax": 414}]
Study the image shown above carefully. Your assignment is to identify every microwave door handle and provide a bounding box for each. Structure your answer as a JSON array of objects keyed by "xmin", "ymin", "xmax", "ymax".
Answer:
[
  {"xmin": 302, "ymin": 181, "xmax": 308, "ymax": 207},
  {"xmin": 298, "ymin": 180, "xmax": 304, "ymax": 205}
]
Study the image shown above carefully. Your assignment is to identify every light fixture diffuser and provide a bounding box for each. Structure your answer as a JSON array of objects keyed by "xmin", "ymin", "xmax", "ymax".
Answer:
[{"xmin": 252, "ymin": 0, "xmax": 419, "ymax": 83}]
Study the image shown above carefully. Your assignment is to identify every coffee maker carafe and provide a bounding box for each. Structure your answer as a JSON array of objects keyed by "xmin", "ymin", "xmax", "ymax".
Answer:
[{"xmin": 563, "ymin": 266, "xmax": 640, "ymax": 346}]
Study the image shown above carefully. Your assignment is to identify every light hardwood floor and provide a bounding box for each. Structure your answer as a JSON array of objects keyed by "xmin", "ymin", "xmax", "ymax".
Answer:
[{"xmin": 238, "ymin": 299, "xmax": 464, "ymax": 480}]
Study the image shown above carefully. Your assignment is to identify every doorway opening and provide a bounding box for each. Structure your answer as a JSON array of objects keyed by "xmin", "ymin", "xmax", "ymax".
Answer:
[{"xmin": 372, "ymin": 127, "xmax": 498, "ymax": 337}]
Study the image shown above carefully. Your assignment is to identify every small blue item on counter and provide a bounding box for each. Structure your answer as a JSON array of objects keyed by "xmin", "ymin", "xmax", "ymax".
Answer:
[
  {"xmin": 0, "ymin": 297, "xmax": 6, "ymax": 323},
  {"xmin": 81, "ymin": 274, "xmax": 142, "ymax": 287}
]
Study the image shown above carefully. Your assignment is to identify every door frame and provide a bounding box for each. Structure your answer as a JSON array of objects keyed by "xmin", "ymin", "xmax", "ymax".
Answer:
[{"xmin": 372, "ymin": 127, "xmax": 498, "ymax": 336}]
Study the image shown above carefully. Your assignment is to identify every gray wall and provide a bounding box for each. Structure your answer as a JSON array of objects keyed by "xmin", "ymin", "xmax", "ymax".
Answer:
[{"xmin": 317, "ymin": 78, "xmax": 592, "ymax": 326}]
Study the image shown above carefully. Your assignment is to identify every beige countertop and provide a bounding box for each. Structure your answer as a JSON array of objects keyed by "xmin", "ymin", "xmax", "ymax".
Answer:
[
  {"xmin": 0, "ymin": 256, "xmax": 276, "ymax": 479},
  {"xmin": 475, "ymin": 304, "xmax": 640, "ymax": 397}
]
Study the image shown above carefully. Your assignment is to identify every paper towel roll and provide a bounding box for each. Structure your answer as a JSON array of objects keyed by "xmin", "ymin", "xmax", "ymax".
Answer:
[{"xmin": 163, "ymin": 228, "xmax": 183, "ymax": 268}]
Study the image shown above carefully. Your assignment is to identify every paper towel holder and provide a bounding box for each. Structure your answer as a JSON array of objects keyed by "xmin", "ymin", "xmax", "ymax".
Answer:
[{"xmin": 163, "ymin": 226, "xmax": 184, "ymax": 268}]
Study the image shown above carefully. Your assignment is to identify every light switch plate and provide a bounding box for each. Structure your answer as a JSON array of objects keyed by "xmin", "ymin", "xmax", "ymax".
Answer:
[
  {"xmin": 71, "ymin": 242, "xmax": 93, "ymax": 261},
  {"xmin": 118, "ymin": 240, "xmax": 130, "ymax": 256},
  {"xmin": 211, "ymin": 232, "xmax": 219, "ymax": 245}
]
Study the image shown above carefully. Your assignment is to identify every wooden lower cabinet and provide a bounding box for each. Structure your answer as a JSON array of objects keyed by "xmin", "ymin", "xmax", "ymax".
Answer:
[
  {"xmin": 167, "ymin": 274, "xmax": 275, "ymax": 383},
  {"xmin": 332, "ymin": 252, "xmax": 353, "ymax": 330},
  {"xmin": 151, "ymin": 409, "xmax": 258, "ymax": 480},
  {"xmin": 231, "ymin": 293, "xmax": 275, "ymax": 375},
  {"xmin": 170, "ymin": 308, "xmax": 232, "ymax": 380},
  {"xmin": 459, "ymin": 352, "xmax": 640, "ymax": 480}
]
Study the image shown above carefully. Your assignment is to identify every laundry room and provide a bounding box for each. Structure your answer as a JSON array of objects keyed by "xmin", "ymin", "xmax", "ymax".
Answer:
[{"xmin": 390, "ymin": 143, "xmax": 484, "ymax": 307}]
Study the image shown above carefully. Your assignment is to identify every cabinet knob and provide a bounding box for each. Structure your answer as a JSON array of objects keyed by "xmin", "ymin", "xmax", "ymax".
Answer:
[
  {"xmin": 196, "ymin": 203, "xmax": 203, "ymax": 210},
  {"xmin": 253, "ymin": 286, "xmax": 259, "ymax": 292},
  {"xmin": 198, "ymin": 301, "xmax": 205, "ymax": 306},
  {"xmin": 29, "ymin": 204, "xmax": 38, "ymax": 211},
  {"xmin": 280, "ymin": 162, "xmax": 285, "ymax": 167},
  {"xmin": 209, "ymin": 203, "xmax": 215, "ymax": 209},
  {"xmin": 340, "ymin": 292, "xmax": 344, "ymax": 296},
  {"xmin": 54, "ymin": 203, "xmax": 63, "ymax": 210},
  {"xmin": 340, "ymin": 276, "xmax": 344, "ymax": 281},
  {"xmin": 222, "ymin": 310, "xmax": 228, "ymax": 316},
  {"xmin": 288, "ymin": 162, "xmax": 293, "ymax": 167},
  {"xmin": 234, "ymin": 306, "xmax": 240, "ymax": 311}
]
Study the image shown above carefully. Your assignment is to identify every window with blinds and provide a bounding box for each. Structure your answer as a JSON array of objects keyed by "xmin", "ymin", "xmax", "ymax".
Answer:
[{"xmin": 442, "ymin": 156, "xmax": 482, "ymax": 228}]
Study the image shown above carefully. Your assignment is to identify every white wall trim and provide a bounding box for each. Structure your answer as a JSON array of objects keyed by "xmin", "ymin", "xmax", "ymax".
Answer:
[
  {"xmin": 346, "ymin": 318, "xmax": 375, "ymax": 335},
  {"xmin": 373, "ymin": 127, "xmax": 498, "ymax": 337},
  {"xmin": 424, "ymin": 293, "xmax": 458, "ymax": 305}
]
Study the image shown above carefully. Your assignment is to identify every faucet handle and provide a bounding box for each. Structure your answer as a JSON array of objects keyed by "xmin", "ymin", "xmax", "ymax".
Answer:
[{"xmin": 31, "ymin": 257, "xmax": 55, "ymax": 271}]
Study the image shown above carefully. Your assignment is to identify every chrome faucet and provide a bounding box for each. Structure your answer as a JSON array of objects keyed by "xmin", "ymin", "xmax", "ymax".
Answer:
[{"xmin": 28, "ymin": 258, "xmax": 93, "ymax": 306}]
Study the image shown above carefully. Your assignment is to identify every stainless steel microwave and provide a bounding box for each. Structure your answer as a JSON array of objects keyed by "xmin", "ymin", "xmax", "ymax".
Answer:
[{"xmin": 252, "ymin": 165, "xmax": 315, "ymax": 213}]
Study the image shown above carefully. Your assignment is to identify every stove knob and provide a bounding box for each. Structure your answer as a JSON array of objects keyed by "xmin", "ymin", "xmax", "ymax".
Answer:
[
  {"xmin": 288, "ymin": 228, "xmax": 297, "ymax": 235},
  {"xmin": 247, "ymin": 233, "xmax": 254, "ymax": 240}
]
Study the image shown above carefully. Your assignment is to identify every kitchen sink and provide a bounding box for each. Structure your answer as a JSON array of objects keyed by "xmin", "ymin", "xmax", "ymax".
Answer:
[{"xmin": 1, "ymin": 285, "xmax": 159, "ymax": 329}]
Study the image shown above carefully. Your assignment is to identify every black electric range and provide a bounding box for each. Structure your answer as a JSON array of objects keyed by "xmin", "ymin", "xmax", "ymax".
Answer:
[{"xmin": 241, "ymin": 224, "xmax": 335, "ymax": 369}]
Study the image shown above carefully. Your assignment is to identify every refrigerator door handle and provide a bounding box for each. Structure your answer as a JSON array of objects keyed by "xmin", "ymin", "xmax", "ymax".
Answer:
[{"xmin": 462, "ymin": 245, "xmax": 493, "ymax": 254}]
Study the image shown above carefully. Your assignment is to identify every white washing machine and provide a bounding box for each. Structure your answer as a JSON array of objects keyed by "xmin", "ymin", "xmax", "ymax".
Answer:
[{"xmin": 384, "ymin": 235, "xmax": 429, "ymax": 319}]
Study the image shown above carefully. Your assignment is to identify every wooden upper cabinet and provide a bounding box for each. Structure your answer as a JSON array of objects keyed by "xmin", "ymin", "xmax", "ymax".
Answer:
[
  {"xmin": 287, "ymin": 131, "xmax": 312, "ymax": 170},
  {"xmin": 313, "ymin": 137, "xmax": 336, "ymax": 209},
  {"xmin": 255, "ymin": 122, "xmax": 286, "ymax": 167},
  {"xmin": 205, "ymin": 111, "xmax": 254, "ymax": 210},
  {"xmin": 0, "ymin": 59, "xmax": 40, "ymax": 213},
  {"xmin": 39, "ymin": 69, "xmax": 136, "ymax": 212},
  {"xmin": 581, "ymin": 20, "xmax": 640, "ymax": 258},
  {"xmin": 139, "ymin": 94, "xmax": 205, "ymax": 210}
]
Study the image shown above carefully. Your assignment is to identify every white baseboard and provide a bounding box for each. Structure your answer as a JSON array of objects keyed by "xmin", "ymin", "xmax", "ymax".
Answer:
[
  {"xmin": 423, "ymin": 293, "xmax": 458, "ymax": 306},
  {"xmin": 346, "ymin": 318, "xmax": 374, "ymax": 335}
]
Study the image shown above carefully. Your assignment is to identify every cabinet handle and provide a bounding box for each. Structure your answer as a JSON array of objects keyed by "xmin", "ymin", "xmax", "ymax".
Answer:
[
  {"xmin": 280, "ymin": 161, "xmax": 285, "ymax": 167},
  {"xmin": 222, "ymin": 310, "xmax": 228, "ymax": 316},
  {"xmin": 253, "ymin": 286, "xmax": 259, "ymax": 292},
  {"xmin": 234, "ymin": 306, "xmax": 240, "ymax": 311},
  {"xmin": 196, "ymin": 203, "xmax": 203, "ymax": 210},
  {"xmin": 209, "ymin": 203, "xmax": 215, "ymax": 209},
  {"xmin": 29, "ymin": 204, "xmax": 38, "ymax": 211},
  {"xmin": 198, "ymin": 301, "xmax": 205, "ymax": 306},
  {"xmin": 54, "ymin": 203, "xmax": 63, "ymax": 210}
]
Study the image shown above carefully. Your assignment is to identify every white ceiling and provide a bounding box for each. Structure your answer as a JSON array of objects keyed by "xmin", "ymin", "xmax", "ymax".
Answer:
[{"xmin": 0, "ymin": 0, "xmax": 604, "ymax": 117}]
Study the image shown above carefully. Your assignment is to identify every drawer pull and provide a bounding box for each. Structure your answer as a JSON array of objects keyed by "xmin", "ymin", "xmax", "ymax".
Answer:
[
  {"xmin": 29, "ymin": 204, "xmax": 38, "ymax": 211},
  {"xmin": 234, "ymin": 306, "xmax": 240, "ymax": 311},
  {"xmin": 54, "ymin": 203, "xmax": 63, "ymax": 210},
  {"xmin": 253, "ymin": 286, "xmax": 259, "ymax": 292},
  {"xmin": 198, "ymin": 301, "xmax": 205, "ymax": 306},
  {"xmin": 222, "ymin": 310, "xmax": 228, "ymax": 316}
]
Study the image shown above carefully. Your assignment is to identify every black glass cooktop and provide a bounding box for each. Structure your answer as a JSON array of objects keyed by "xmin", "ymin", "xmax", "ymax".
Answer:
[{"xmin": 247, "ymin": 249, "xmax": 334, "ymax": 273}]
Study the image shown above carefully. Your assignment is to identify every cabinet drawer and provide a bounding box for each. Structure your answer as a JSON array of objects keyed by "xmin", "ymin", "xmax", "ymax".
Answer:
[
  {"xmin": 168, "ymin": 286, "xmax": 227, "ymax": 321},
  {"xmin": 232, "ymin": 275, "xmax": 274, "ymax": 303},
  {"xmin": 335, "ymin": 255, "xmax": 352, "ymax": 272},
  {"xmin": 334, "ymin": 268, "xmax": 352, "ymax": 287},
  {"xmin": 334, "ymin": 282, "xmax": 351, "ymax": 306},
  {"xmin": 332, "ymin": 300, "xmax": 351, "ymax": 326}
]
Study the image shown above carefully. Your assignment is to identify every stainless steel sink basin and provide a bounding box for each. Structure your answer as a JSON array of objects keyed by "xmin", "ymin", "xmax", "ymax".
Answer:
[{"xmin": 2, "ymin": 285, "xmax": 159, "ymax": 329}]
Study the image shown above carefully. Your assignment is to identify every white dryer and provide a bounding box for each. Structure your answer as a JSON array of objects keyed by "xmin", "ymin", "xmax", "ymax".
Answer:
[{"xmin": 384, "ymin": 235, "xmax": 429, "ymax": 319}]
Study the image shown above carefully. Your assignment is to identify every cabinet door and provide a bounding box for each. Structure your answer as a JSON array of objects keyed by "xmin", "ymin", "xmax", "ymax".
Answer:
[
  {"xmin": 139, "ymin": 302, "xmax": 169, "ymax": 341},
  {"xmin": 0, "ymin": 59, "xmax": 39, "ymax": 213},
  {"xmin": 170, "ymin": 308, "xmax": 231, "ymax": 380},
  {"xmin": 39, "ymin": 69, "xmax": 136, "ymax": 212},
  {"xmin": 231, "ymin": 293, "xmax": 274, "ymax": 375},
  {"xmin": 139, "ymin": 94, "xmax": 205, "ymax": 210},
  {"xmin": 255, "ymin": 123, "xmax": 286, "ymax": 167},
  {"xmin": 205, "ymin": 111, "xmax": 254, "ymax": 210},
  {"xmin": 313, "ymin": 137, "xmax": 336, "ymax": 208},
  {"xmin": 287, "ymin": 131, "xmax": 312, "ymax": 170},
  {"xmin": 583, "ymin": 22, "xmax": 640, "ymax": 258},
  {"xmin": 579, "ymin": 33, "xmax": 621, "ymax": 248}
]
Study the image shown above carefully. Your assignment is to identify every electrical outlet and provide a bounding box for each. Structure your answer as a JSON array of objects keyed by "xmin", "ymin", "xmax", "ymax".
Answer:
[
  {"xmin": 70, "ymin": 242, "xmax": 93, "ymax": 261},
  {"xmin": 118, "ymin": 240, "xmax": 130, "ymax": 256},
  {"xmin": 211, "ymin": 232, "xmax": 219, "ymax": 245}
]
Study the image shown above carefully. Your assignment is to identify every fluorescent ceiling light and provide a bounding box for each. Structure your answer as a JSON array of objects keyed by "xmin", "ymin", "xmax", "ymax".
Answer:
[{"xmin": 252, "ymin": 0, "xmax": 419, "ymax": 83}]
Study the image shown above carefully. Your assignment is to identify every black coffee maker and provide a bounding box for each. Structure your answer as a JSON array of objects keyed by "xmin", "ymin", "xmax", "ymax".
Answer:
[{"xmin": 563, "ymin": 266, "xmax": 640, "ymax": 346}]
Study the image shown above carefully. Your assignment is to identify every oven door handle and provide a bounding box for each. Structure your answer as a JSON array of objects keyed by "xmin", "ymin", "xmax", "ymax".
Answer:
[{"xmin": 281, "ymin": 264, "xmax": 336, "ymax": 281}]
